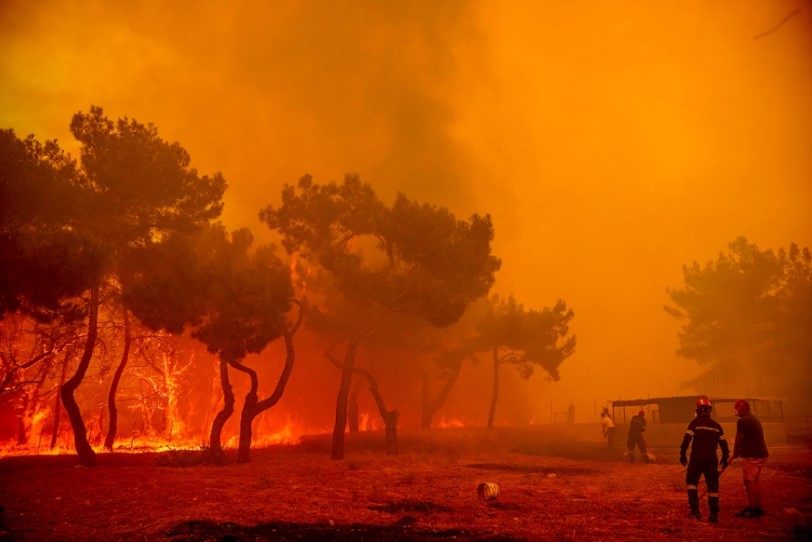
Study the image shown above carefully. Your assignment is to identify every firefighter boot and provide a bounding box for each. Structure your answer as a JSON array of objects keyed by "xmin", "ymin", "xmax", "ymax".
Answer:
[
  {"xmin": 708, "ymin": 495, "xmax": 720, "ymax": 523},
  {"xmin": 627, "ymin": 451, "xmax": 635, "ymax": 463},
  {"xmin": 687, "ymin": 488, "xmax": 700, "ymax": 519}
]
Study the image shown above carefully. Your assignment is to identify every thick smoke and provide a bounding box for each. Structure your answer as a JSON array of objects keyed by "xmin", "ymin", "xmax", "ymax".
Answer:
[{"xmin": 1, "ymin": 1, "xmax": 810, "ymax": 430}]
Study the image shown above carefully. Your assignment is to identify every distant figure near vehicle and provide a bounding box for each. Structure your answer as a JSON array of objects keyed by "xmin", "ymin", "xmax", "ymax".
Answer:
[
  {"xmin": 626, "ymin": 410, "xmax": 650, "ymax": 463},
  {"xmin": 679, "ymin": 397, "xmax": 730, "ymax": 523},
  {"xmin": 731, "ymin": 399, "xmax": 769, "ymax": 518},
  {"xmin": 601, "ymin": 407, "xmax": 616, "ymax": 450}
]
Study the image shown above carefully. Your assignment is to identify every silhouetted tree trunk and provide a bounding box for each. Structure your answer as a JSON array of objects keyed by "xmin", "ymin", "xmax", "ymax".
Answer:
[
  {"xmin": 209, "ymin": 357, "xmax": 235, "ymax": 462},
  {"xmin": 487, "ymin": 347, "xmax": 499, "ymax": 429},
  {"xmin": 348, "ymin": 383, "xmax": 360, "ymax": 433},
  {"xmin": 354, "ymin": 367, "xmax": 399, "ymax": 455},
  {"xmin": 327, "ymin": 309, "xmax": 393, "ymax": 460},
  {"xmin": 105, "ymin": 307, "xmax": 132, "ymax": 450},
  {"xmin": 385, "ymin": 411, "xmax": 399, "ymax": 454},
  {"xmin": 420, "ymin": 362, "xmax": 462, "ymax": 430},
  {"xmin": 235, "ymin": 306, "xmax": 303, "ymax": 463},
  {"xmin": 60, "ymin": 285, "xmax": 99, "ymax": 466},
  {"xmin": 51, "ymin": 349, "xmax": 71, "ymax": 449},
  {"xmin": 331, "ymin": 341, "xmax": 358, "ymax": 460},
  {"xmin": 232, "ymin": 360, "xmax": 257, "ymax": 463}
]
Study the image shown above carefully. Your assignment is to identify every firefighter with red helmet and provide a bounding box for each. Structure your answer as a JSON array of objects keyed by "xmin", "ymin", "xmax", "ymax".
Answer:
[{"xmin": 679, "ymin": 397, "xmax": 730, "ymax": 523}]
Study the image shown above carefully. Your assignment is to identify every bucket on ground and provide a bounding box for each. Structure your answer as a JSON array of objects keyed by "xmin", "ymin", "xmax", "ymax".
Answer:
[{"xmin": 477, "ymin": 482, "xmax": 500, "ymax": 500}]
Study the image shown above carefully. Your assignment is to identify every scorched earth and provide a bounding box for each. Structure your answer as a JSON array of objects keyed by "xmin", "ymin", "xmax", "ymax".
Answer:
[{"xmin": 0, "ymin": 427, "xmax": 810, "ymax": 541}]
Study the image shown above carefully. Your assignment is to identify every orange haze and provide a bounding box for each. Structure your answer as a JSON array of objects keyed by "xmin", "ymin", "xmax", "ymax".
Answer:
[{"xmin": 2, "ymin": 1, "xmax": 810, "ymax": 425}]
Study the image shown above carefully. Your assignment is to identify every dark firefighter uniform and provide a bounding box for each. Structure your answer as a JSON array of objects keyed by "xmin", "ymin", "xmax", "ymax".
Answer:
[
  {"xmin": 626, "ymin": 410, "xmax": 650, "ymax": 463},
  {"xmin": 680, "ymin": 407, "xmax": 730, "ymax": 521}
]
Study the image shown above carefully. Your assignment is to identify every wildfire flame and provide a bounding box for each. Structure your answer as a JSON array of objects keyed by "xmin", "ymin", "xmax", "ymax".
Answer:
[
  {"xmin": 435, "ymin": 417, "xmax": 466, "ymax": 429},
  {"xmin": 357, "ymin": 412, "xmax": 380, "ymax": 432},
  {"xmin": 1, "ymin": 416, "xmax": 329, "ymax": 458}
]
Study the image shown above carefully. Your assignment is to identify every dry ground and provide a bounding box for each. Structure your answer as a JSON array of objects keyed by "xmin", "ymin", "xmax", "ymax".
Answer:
[{"xmin": 0, "ymin": 427, "xmax": 810, "ymax": 541}]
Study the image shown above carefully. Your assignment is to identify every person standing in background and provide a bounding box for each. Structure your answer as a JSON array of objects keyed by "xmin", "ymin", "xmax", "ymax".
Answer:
[
  {"xmin": 601, "ymin": 407, "xmax": 616, "ymax": 450},
  {"xmin": 626, "ymin": 410, "xmax": 651, "ymax": 463},
  {"xmin": 731, "ymin": 399, "xmax": 769, "ymax": 518}
]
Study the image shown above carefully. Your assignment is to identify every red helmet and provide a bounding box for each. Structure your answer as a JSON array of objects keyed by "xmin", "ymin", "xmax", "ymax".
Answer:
[
  {"xmin": 734, "ymin": 399, "xmax": 750, "ymax": 416},
  {"xmin": 695, "ymin": 397, "xmax": 712, "ymax": 414}
]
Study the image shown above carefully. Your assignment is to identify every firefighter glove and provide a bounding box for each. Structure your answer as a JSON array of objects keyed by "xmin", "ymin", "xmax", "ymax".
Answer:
[
  {"xmin": 679, "ymin": 454, "xmax": 687, "ymax": 467},
  {"xmin": 720, "ymin": 455, "xmax": 729, "ymax": 469}
]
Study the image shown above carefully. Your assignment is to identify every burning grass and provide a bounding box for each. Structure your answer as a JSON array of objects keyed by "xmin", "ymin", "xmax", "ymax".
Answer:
[{"xmin": 0, "ymin": 427, "xmax": 810, "ymax": 541}]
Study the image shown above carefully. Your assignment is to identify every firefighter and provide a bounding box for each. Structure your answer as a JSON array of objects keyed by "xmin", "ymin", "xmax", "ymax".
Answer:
[
  {"xmin": 626, "ymin": 410, "xmax": 650, "ymax": 463},
  {"xmin": 679, "ymin": 397, "xmax": 730, "ymax": 523}
]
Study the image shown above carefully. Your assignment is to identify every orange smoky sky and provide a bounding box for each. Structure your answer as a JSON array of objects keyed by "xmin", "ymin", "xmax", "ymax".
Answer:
[{"xmin": 1, "ymin": 1, "xmax": 811, "ymax": 419}]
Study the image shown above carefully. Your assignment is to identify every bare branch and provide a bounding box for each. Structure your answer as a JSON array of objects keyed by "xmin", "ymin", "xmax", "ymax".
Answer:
[{"xmin": 754, "ymin": 8, "xmax": 801, "ymax": 40}]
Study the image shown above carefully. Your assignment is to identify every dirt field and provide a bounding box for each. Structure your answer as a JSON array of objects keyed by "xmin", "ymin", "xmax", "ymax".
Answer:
[{"xmin": 0, "ymin": 427, "xmax": 810, "ymax": 541}]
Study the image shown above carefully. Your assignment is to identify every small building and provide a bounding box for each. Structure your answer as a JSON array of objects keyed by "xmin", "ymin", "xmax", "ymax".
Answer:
[{"xmin": 611, "ymin": 395, "xmax": 786, "ymax": 448}]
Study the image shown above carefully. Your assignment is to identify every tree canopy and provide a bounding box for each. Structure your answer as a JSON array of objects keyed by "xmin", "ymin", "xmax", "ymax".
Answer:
[
  {"xmin": 261, "ymin": 174, "xmax": 502, "ymax": 327},
  {"xmin": 124, "ymin": 224, "xmax": 294, "ymax": 361},
  {"xmin": 124, "ymin": 223, "xmax": 297, "ymax": 460},
  {"xmin": 666, "ymin": 237, "xmax": 812, "ymax": 408},
  {"xmin": 260, "ymin": 174, "xmax": 502, "ymax": 458},
  {"xmin": 69, "ymin": 106, "xmax": 226, "ymax": 244},
  {"xmin": 0, "ymin": 129, "xmax": 103, "ymax": 319},
  {"xmin": 2, "ymin": 106, "xmax": 231, "ymax": 466},
  {"xmin": 474, "ymin": 295, "xmax": 576, "ymax": 381},
  {"xmin": 470, "ymin": 294, "xmax": 576, "ymax": 427}
]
